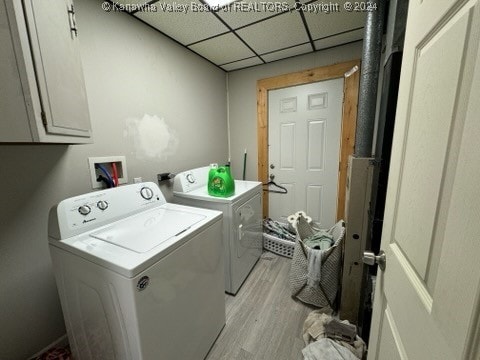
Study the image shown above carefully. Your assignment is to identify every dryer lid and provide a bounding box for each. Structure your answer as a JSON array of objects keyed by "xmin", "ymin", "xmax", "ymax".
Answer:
[{"xmin": 90, "ymin": 207, "xmax": 206, "ymax": 253}]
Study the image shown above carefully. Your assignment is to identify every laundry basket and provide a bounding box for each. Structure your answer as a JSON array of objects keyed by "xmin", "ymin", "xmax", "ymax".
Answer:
[
  {"xmin": 263, "ymin": 232, "xmax": 295, "ymax": 258},
  {"xmin": 289, "ymin": 218, "xmax": 345, "ymax": 309},
  {"xmin": 262, "ymin": 219, "xmax": 297, "ymax": 258}
]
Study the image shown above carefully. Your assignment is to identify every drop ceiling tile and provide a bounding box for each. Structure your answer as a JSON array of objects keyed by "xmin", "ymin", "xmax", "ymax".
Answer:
[
  {"xmin": 262, "ymin": 43, "xmax": 312, "ymax": 62},
  {"xmin": 236, "ymin": 11, "xmax": 309, "ymax": 54},
  {"xmin": 314, "ymin": 28, "xmax": 363, "ymax": 50},
  {"xmin": 135, "ymin": 1, "xmax": 229, "ymax": 45},
  {"xmin": 217, "ymin": 0, "xmax": 296, "ymax": 29},
  {"xmin": 221, "ymin": 57, "xmax": 263, "ymax": 71},
  {"xmin": 189, "ymin": 33, "xmax": 256, "ymax": 65},
  {"xmin": 304, "ymin": 2, "xmax": 366, "ymax": 39}
]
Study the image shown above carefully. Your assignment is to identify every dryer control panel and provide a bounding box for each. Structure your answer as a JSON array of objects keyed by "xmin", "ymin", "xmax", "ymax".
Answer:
[
  {"xmin": 173, "ymin": 166, "xmax": 210, "ymax": 193},
  {"xmin": 49, "ymin": 182, "xmax": 166, "ymax": 240}
]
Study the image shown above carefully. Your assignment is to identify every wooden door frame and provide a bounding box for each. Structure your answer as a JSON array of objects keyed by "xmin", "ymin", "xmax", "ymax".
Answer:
[{"xmin": 257, "ymin": 59, "xmax": 361, "ymax": 219}]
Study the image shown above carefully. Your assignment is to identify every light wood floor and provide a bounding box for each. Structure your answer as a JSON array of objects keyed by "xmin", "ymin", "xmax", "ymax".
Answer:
[{"xmin": 205, "ymin": 252, "xmax": 315, "ymax": 360}]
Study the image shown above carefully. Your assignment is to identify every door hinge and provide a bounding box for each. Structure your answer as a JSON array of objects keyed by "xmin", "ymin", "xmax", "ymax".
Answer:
[
  {"xmin": 68, "ymin": 4, "xmax": 78, "ymax": 37},
  {"xmin": 41, "ymin": 111, "xmax": 47, "ymax": 126}
]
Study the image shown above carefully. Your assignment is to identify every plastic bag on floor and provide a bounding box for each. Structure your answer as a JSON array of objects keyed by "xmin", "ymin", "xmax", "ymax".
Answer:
[{"xmin": 302, "ymin": 338, "xmax": 359, "ymax": 360}]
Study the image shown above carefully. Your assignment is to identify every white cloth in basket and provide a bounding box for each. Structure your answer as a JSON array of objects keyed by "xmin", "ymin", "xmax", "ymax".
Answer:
[{"xmin": 307, "ymin": 249, "xmax": 322, "ymax": 287}]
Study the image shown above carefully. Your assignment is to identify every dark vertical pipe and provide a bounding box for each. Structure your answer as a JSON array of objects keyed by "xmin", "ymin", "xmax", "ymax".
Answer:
[{"xmin": 354, "ymin": 0, "xmax": 387, "ymax": 157}]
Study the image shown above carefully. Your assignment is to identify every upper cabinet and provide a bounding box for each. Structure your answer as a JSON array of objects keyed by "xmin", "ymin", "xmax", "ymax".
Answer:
[{"xmin": 0, "ymin": 0, "xmax": 92, "ymax": 143}]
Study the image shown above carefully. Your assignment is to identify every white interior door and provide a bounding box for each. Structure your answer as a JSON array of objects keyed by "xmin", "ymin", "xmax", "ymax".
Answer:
[
  {"xmin": 268, "ymin": 79, "xmax": 344, "ymax": 227},
  {"xmin": 368, "ymin": 1, "xmax": 480, "ymax": 359}
]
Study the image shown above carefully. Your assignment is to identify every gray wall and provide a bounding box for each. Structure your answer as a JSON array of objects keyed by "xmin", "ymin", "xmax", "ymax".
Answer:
[
  {"xmin": 0, "ymin": 0, "xmax": 227, "ymax": 358},
  {"xmin": 227, "ymin": 42, "xmax": 363, "ymax": 181}
]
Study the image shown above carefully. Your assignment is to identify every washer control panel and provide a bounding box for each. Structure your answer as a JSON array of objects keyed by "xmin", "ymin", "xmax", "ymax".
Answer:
[{"xmin": 52, "ymin": 183, "xmax": 167, "ymax": 239}]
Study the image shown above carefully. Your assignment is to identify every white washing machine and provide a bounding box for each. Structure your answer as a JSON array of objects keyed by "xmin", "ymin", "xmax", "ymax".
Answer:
[
  {"xmin": 173, "ymin": 166, "xmax": 263, "ymax": 295},
  {"xmin": 48, "ymin": 182, "xmax": 225, "ymax": 360}
]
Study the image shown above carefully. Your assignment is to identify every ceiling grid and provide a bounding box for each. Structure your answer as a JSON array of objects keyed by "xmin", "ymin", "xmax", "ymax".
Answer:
[{"xmin": 110, "ymin": 0, "xmax": 367, "ymax": 71}]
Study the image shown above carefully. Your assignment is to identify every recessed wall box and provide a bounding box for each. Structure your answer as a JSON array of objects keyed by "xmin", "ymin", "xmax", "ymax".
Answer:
[{"xmin": 88, "ymin": 156, "xmax": 128, "ymax": 189}]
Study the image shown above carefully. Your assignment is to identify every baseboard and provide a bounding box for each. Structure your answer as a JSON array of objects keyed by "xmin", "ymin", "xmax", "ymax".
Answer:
[{"xmin": 29, "ymin": 334, "xmax": 68, "ymax": 359}]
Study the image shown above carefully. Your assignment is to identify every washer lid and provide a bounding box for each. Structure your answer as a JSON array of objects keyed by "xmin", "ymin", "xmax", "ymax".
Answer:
[{"xmin": 90, "ymin": 207, "xmax": 206, "ymax": 253}]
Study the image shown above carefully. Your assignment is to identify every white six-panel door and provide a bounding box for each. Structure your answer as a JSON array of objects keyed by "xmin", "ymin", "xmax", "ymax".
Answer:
[
  {"xmin": 368, "ymin": 0, "xmax": 480, "ymax": 359},
  {"xmin": 267, "ymin": 79, "xmax": 344, "ymax": 227}
]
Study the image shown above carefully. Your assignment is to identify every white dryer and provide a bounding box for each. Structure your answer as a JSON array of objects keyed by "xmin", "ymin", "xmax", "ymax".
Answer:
[
  {"xmin": 173, "ymin": 166, "xmax": 262, "ymax": 295},
  {"xmin": 48, "ymin": 182, "xmax": 225, "ymax": 360}
]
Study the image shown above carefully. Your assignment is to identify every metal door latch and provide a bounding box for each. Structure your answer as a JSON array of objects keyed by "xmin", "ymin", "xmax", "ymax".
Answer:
[{"xmin": 363, "ymin": 250, "xmax": 386, "ymax": 271}]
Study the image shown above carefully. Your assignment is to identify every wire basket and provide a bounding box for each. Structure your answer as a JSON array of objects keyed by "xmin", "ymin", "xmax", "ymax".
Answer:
[{"xmin": 263, "ymin": 232, "xmax": 295, "ymax": 258}]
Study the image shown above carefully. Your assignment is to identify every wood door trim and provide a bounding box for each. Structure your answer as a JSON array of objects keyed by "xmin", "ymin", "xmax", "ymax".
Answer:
[{"xmin": 257, "ymin": 59, "xmax": 361, "ymax": 219}]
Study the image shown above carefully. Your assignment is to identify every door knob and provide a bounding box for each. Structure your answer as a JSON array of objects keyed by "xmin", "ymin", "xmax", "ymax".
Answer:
[
  {"xmin": 270, "ymin": 164, "xmax": 275, "ymax": 169},
  {"xmin": 363, "ymin": 250, "xmax": 386, "ymax": 271}
]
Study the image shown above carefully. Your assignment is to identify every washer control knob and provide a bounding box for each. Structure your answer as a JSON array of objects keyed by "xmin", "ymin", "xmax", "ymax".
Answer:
[
  {"xmin": 186, "ymin": 173, "xmax": 195, "ymax": 184},
  {"xmin": 140, "ymin": 186, "xmax": 154, "ymax": 200},
  {"xmin": 97, "ymin": 200, "xmax": 108, "ymax": 211},
  {"xmin": 78, "ymin": 205, "xmax": 91, "ymax": 216}
]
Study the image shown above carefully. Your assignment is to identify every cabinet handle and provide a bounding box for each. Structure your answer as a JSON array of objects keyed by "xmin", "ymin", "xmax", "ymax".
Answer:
[{"xmin": 68, "ymin": 4, "xmax": 78, "ymax": 37}]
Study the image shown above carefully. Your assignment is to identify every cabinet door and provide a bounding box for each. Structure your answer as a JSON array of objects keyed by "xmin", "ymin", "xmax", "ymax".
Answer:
[{"xmin": 23, "ymin": 0, "xmax": 91, "ymax": 138}]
